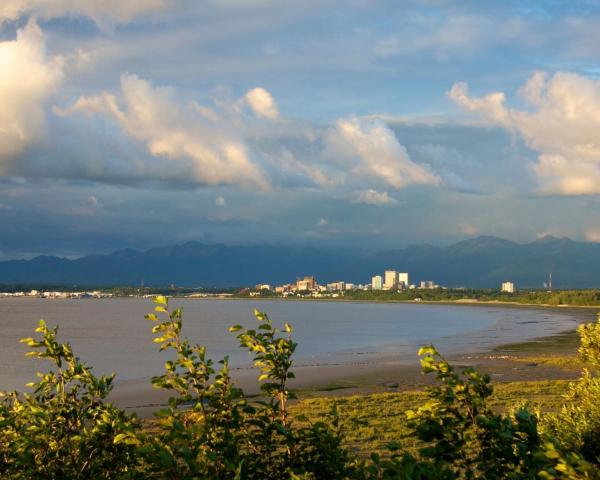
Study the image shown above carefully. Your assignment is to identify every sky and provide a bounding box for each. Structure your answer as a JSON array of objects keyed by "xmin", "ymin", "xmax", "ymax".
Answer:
[{"xmin": 3, "ymin": 0, "xmax": 600, "ymax": 258}]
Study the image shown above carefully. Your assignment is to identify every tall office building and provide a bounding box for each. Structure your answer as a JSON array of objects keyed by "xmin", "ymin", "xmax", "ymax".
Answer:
[
  {"xmin": 398, "ymin": 272, "xmax": 409, "ymax": 288},
  {"xmin": 384, "ymin": 270, "xmax": 398, "ymax": 290},
  {"xmin": 372, "ymin": 275, "xmax": 383, "ymax": 290},
  {"xmin": 296, "ymin": 276, "xmax": 316, "ymax": 291},
  {"xmin": 501, "ymin": 281, "xmax": 515, "ymax": 293}
]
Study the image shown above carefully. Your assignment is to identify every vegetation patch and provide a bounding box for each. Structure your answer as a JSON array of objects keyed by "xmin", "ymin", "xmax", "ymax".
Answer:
[{"xmin": 1, "ymin": 299, "xmax": 600, "ymax": 479}]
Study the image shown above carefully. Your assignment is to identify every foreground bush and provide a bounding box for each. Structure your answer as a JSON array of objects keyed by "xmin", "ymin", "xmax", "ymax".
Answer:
[
  {"xmin": 0, "ymin": 321, "xmax": 137, "ymax": 479},
  {"xmin": 0, "ymin": 298, "xmax": 599, "ymax": 479},
  {"xmin": 543, "ymin": 319, "xmax": 600, "ymax": 466},
  {"xmin": 133, "ymin": 297, "xmax": 353, "ymax": 479}
]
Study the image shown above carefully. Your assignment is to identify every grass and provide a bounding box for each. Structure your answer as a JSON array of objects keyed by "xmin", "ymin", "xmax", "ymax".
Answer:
[
  {"xmin": 508, "ymin": 354, "xmax": 582, "ymax": 368},
  {"xmin": 489, "ymin": 330, "xmax": 589, "ymax": 370},
  {"xmin": 290, "ymin": 379, "xmax": 572, "ymax": 457},
  {"xmin": 494, "ymin": 331, "xmax": 581, "ymax": 355}
]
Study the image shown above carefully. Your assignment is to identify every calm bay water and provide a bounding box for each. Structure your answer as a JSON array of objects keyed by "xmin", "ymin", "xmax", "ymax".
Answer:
[{"xmin": 0, "ymin": 298, "xmax": 582, "ymax": 391}]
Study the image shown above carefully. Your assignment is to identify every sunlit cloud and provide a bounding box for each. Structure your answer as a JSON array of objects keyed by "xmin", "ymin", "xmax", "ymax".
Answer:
[
  {"xmin": 0, "ymin": 20, "xmax": 62, "ymax": 171},
  {"xmin": 450, "ymin": 72, "xmax": 600, "ymax": 195},
  {"xmin": 243, "ymin": 87, "xmax": 279, "ymax": 120},
  {"xmin": 60, "ymin": 74, "xmax": 270, "ymax": 190},
  {"xmin": 325, "ymin": 117, "xmax": 440, "ymax": 190}
]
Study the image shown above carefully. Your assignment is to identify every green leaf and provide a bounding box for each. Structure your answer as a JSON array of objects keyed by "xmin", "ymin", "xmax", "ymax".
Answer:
[
  {"xmin": 418, "ymin": 345, "xmax": 438, "ymax": 357},
  {"xmin": 154, "ymin": 295, "xmax": 168, "ymax": 306}
]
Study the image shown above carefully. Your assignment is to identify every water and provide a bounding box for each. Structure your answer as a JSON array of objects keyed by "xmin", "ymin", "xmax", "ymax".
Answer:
[{"xmin": 0, "ymin": 298, "xmax": 581, "ymax": 391}]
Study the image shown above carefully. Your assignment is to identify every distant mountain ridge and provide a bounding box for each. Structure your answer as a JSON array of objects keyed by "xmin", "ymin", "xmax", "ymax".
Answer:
[{"xmin": 1, "ymin": 235, "xmax": 599, "ymax": 288}]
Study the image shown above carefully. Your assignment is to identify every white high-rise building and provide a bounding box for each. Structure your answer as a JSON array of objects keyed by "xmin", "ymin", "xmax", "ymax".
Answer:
[
  {"xmin": 501, "ymin": 281, "xmax": 515, "ymax": 293},
  {"xmin": 372, "ymin": 275, "xmax": 383, "ymax": 290},
  {"xmin": 398, "ymin": 272, "xmax": 409, "ymax": 288},
  {"xmin": 384, "ymin": 270, "xmax": 398, "ymax": 290}
]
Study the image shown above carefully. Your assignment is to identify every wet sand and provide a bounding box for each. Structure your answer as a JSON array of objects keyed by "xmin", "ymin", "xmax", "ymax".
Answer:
[{"xmin": 108, "ymin": 304, "xmax": 598, "ymax": 418}]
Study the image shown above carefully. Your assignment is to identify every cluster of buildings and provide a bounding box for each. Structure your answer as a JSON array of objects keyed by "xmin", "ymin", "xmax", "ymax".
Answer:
[
  {"xmin": 253, "ymin": 270, "xmax": 443, "ymax": 297},
  {"xmin": 253, "ymin": 276, "xmax": 366, "ymax": 297},
  {"xmin": 0, "ymin": 290, "xmax": 113, "ymax": 299},
  {"xmin": 370, "ymin": 270, "xmax": 440, "ymax": 291},
  {"xmin": 255, "ymin": 272, "xmax": 517, "ymax": 298}
]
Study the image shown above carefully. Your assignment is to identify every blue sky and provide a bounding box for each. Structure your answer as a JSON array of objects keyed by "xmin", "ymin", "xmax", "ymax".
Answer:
[{"xmin": 2, "ymin": 0, "xmax": 600, "ymax": 258}]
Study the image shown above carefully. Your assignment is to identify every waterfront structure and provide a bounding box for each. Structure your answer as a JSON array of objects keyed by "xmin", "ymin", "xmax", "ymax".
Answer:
[
  {"xmin": 501, "ymin": 281, "xmax": 515, "ymax": 293},
  {"xmin": 296, "ymin": 276, "xmax": 316, "ymax": 291},
  {"xmin": 268, "ymin": 270, "xmax": 413, "ymax": 296},
  {"xmin": 327, "ymin": 281, "xmax": 345, "ymax": 292},
  {"xmin": 276, "ymin": 284, "xmax": 293, "ymax": 294},
  {"xmin": 384, "ymin": 270, "xmax": 398, "ymax": 290}
]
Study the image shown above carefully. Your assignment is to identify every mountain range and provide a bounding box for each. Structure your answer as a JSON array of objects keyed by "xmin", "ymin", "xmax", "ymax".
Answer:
[{"xmin": 0, "ymin": 235, "xmax": 598, "ymax": 288}]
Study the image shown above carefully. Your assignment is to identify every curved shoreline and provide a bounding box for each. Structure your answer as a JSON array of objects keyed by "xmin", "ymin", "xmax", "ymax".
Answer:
[
  {"xmin": 198, "ymin": 294, "xmax": 600, "ymax": 310},
  {"xmin": 108, "ymin": 302, "xmax": 596, "ymax": 418},
  {"xmin": 6, "ymin": 293, "xmax": 600, "ymax": 312}
]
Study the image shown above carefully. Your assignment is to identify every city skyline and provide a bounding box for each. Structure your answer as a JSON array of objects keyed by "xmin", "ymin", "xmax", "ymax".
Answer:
[{"xmin": 2, "ymin": 2, "xmax": 600, "ymax": 259}]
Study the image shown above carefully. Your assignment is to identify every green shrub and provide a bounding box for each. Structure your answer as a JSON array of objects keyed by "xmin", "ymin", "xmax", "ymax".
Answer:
[
  {"xmin": 543, "ymin": 315, "xmax": 600, "ymax": 466},
  {"xmin": 0, "ymin": 321, "xmax": 138, "ymax": 479},
  {"xmin": 135, "ymin": 297, "xmax": 354, "ymax": 479}
]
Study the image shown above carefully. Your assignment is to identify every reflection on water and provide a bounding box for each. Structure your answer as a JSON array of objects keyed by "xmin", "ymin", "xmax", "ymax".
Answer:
[{"xmin": 0, "ymin": 298, "xmax": 581, "ymax": 390}]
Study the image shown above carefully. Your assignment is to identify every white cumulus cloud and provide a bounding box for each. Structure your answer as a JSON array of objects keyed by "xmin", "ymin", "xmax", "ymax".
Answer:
[
  {"xmin": 61, "ymin": 74, "xmax": 270, "ymax": 189},
  {"xmin": 448, "ymin": 82, "xmax": 512, "ymax": 128},
  {"xmin": 449, "ymin": 72, "xmax": 600, "ymax": 195},
  {"xmin": 0, "ymin": 20, "xmax": 63, "ymax": 171},
  {"xmin": 244, "ymin": 87, "xmax": 279, "ymax": 120},
  {"xmin": 351, "ymin": 189, "xmax": 398, "ymax": 205},
  {"xmin": 325, "ymin": 117, "xmax": 440, "ymax": 189}
]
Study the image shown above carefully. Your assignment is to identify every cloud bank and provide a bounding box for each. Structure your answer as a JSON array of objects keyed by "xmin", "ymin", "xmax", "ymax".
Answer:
[
  {"xmin": 450, "ymin": 72, "xmax": 600, "ymax": 195},
  {"xmin": 0, "ymin": 20, "xmax": 62, "ymax": 172},
  {"xmin": 58, "ymin": 74, "xmax": 441, "ymax": 195},
  {"xmin": 62, "ymin": 74, "xmax": 270, "ymax": 189}
]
